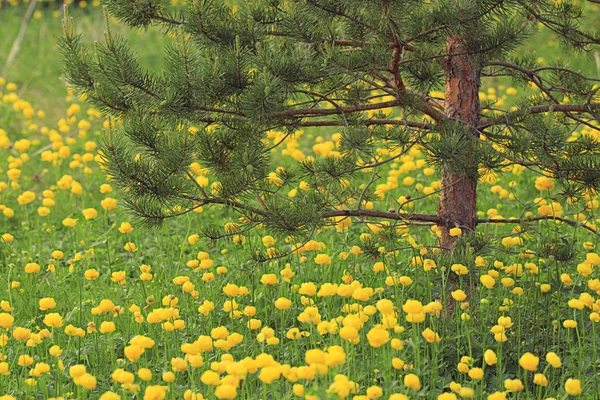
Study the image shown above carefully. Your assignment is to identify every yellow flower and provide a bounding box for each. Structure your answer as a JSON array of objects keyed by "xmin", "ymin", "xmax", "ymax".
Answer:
[
  {"xmin": 421, "ymin": 328, "xmax": 441, "ymax": 343},
  {"xmin": 563, "ymin": 319, "xmax": 577, "ymax": 328},
  {"xmin": 366, "ymin": 386, "xmax": 383, "ymax": 399},
  {"xmin": 138, "ymin": 368, "xmax": 152, "ymax": 381},
  {"xmin": 201, "ymin": 370, "xmax": 221, "ymax": 386},
  {"xmin": 13, "ymin": 327, "xmax": 31, "ymax": 341},
  {"xmin": 404, "ymin": 373, "xmax": 421, "ymax": 391},
  {"xmin": 546, "ymin": 352, "xmax": 561, "ymax": 368},
  {"xmin": 366, "ymin": 326, "xmax": 390, "ymax": 347},
  {"xmin": 533, "ymin": 373, "xmax": 548, "ymax": 386},
  {"xmin": 43, "ymin": 313, "xmax": 63, "ymax": 328},
  {"xmin": 504, "ymin": 379, "xmax": 524, "ymax": 392},
  {"xmin": 124, "ymin": 345, "xmax": 144, "ymax": 362},
  {"xmin": 144, "ymin": 385, "xmax": 168, "ymax": 400},
  {"xmin": 39, "ymin": 298, "xmax": 56, "ymax": 311},
  {"xmin": 314, "ymin": 254, "xmax": 332, "ymax": 265},
  {"xmin": 101, "ymin": 198, "xmax": 117, "ymax": 211},
  {"xmin": 99, "ymin": 321, "xmax": 116, "ymax": 334},
  {"xmin": 118, "ymin": 222, "xmax": 134, "ymax": 234},
  {"xmin": 84, "ymin": 269, "xmax": 100, "ymax": 280},
  {"xmin": 215, "ymin": 384, "xmax": 237, "ymax": 399},
  {"xmin": 451, "ymin": 290, "xmax": 466, "ymax": 301},
  {"xmin": 0, "ymin": 313, "xmax": 14, "ymax": 329},
  {"xmin": 52, "ymin": 250, "xmax": 64, "ymax": 259},
  {"xmin": 82, "ymin": 208, "xmax": 98, "ymax": 220},
  {"xmin": 468, "ymin": 367, "xmax": 483, "ymax": 380},
  {"xmin": 76, "ymin": 373, "xmax": 97, "ymax": 390},
  {"xmin": 451, "ymin": 263, "xmax": 469, "ymax": 275},
  {"xmin": 449, "ymin": 227, "xmax": 462, "ymax": 237},
  {"xmin": 69, "ymin": 364, "xmax": 87, "ymax": 379},
  {"xmin": 111, "ymin": 271, "xmax": 126, "ymax": 284},
  {"xmin": 260, "ymin": 274, "xmax": 278, "ymax": 285},
  {"xmin": 223, "ymin": 284, "xmax": 239, "ymax": 297},
  {"xmin": 535, "ymin": 176, "xmax": 554, "ymax": 191},
  {"xmin": 261, "ymin": 235, "xmax": 275, "ymax": 247},
  {"xmin": 565, "ymin": 378, "xmax": 582, "ymax": 395},
  {"xmin": 162, "ymin": 371, "xmax": 175, "ymax": 382},
  {"xmin": 518, "ymin": 352, "xmax": 539, "ymax": 371},
  {"xmin": 49, "ymin": 345, "xmax": 62, "ymax": 357},
  {"xmin": 480, "ymin": 275, "xmax": 496, "ymax": 289},
  {"xmin": 402, "ymin": 300, "xmax": 423, "ymax": 315},
  {"xmin": 62, "ymin": 218, "xmax": 77, "ymax": 228},
  {"xmin": 124, "ymin": 242, "xmax": 138, "ymax": 252},
  {"xmin": 274, "ymin": 297, "xmax": 292, "ymax": 310},
  {"xmin": 99, "ymin": 392, "xmax": 121, "ymax": 400},
  {"xmin": 484, "ymin": 349, "xmax": 497, "ymax": 366},
  {"xmin": 339, "ymin": 326, "xmax": 360, "ymax": 343},
  {"xmin": 24, "ymin": 263, "xmax": 40, "ymax": 273},
  {"xmin": 438, "ymin": 393, "xmax": 457, "ymax": 400}
]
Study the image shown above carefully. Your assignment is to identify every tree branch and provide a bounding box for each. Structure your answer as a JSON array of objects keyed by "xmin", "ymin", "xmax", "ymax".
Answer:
[
  {"xmin": 321, "ymin": 209, "xmax": 439, "ymax": 225},
  {"xmin": 478, "ymin": 216, "xmax": 599, "ymax": 236},
  {"xmin": 479, "ymin": 103, "xmax": 600, "ymax": 129},
  {"xmin": 293, "ymin": 118, "xmax": 431, "ymax": 129}
]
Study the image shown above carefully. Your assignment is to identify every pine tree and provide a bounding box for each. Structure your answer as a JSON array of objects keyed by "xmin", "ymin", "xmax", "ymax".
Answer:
[{"xmin": 60, "ymin": 0, "xmax": 600, "ymax": 258}]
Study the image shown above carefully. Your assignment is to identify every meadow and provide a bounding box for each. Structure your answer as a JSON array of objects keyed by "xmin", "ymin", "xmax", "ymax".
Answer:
[{"xmin": 1, "ymin": 2, "xmax": 600, "ymax": 399}]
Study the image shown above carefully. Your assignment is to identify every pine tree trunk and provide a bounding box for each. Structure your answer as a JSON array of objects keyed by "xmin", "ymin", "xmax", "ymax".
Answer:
[{"xmin": 437, "ymin": 36, "xmax": 481, "ymax": 250}]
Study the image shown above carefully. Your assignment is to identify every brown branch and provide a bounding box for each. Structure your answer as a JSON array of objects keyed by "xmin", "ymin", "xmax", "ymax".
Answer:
[
  {"xmin": 478, "ymin": 216, "xmax": 599, "ymax": 236},
  {"xmin": 152, "ymin": 14, "xmax": 184, "ymax": 26},
  {"xmin": 520, "ymin": 2, "xmax": 600, "ymax": 46},
  {"xmin": 293, "ymin": 118, "xmax": 431, "ymax": 130},
  {"xmin": 479, "ymin": 103, "xmax": 600, "ymax": 129},
  {"xmin": 273, "ymin": 99, "xmax": 402, "ymax": 118},
  {"xmin": 321, "ymin": 209, "xmax": 439, "ymax": 225}
]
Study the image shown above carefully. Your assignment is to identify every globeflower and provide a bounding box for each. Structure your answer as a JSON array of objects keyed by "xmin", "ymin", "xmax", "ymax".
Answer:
[
  {"xmin": 39, "ymin": 298, "xmax": 56, "ymax": 311},
  {"xmin": 565, "ymin": 378, "xmax": 582, "ymax": 395},
  {"xmin": 12, "ymin": 327, "xmax": 31, "ymax": 341},
  {"xmin": 111, "ymin": 271, "xmax": 126, "ymax": 285},
  {"xmin": 24, "ymin": 263, "xmax": 40, "ymax": 273},
  {"xmin": 124, "ymin": 242, "xmax": 138, "ymax": 252},
  {"xmin": 314, "ymin": 254, "xmax": 332, "ymax": 265},
  {"xmin": 451, "ymin": 290, "xmax": 466, "ymax": 301},
  {"xmin": 260, "ymin": 274, "xmax": 278, "ymax": 285},
  {"xmin": 124, "ymin": 345, "xmax": 144, "ymax": 362},
  {"xmin": 62, "ymin": 218, "xmax": 77, "ymax": 228},
  {"xmin": 535, "ymin": 176, "xmax": 554, "ymax": 191},
  {"xmin": 504, "ymin": 379, "xmax": 524, "ymax": 392},
  {"xmin": 546, "ymin": 352, "xmax": 561, "ymax": 368},
  {"xmin": 118, "ymin": 222, "xmax": 134, "ymax": 233},
  {"xmin": 484, "ymin": 349, "xmax": 497, "ymax": 365},
  {"xmin": 563, "ymin": 319, "xmax": 577, "ymax": 328},
  {"xmin": 215, "ymin": 384, "xmax": 237, "ymax": 399},
  {"xmin": 449, "ymin": 227, "xmax": 462, "ymax": 237},
  {"xmin": 366, "ymin": 326, "xmax": 390, "ymax": 347},
  {"xmin": 404, "ymin": 373, "xmax": 421, "ymax": 391},
  {"xmin": 0, "ymin": 313, "xmax": 14, "ymax": 329},
  {"xmin": 421, "ymin": 328, "xmax": 441, "ymax": 343},
  {"xmin": 274, "ymin": 297, "xmax": 292, "ymax": 310},
  {"xmin": 101, "ymin": 198, "xmax": 117, "ymax": 211},
  {"xmin": 43, "ymin": 313, "xmax": 63, "ymax": 328},
  {"xmin": 82, "ymin": 208, "xmax": 98, "ymax": 220},
  {"xmin": 518, "ymin": 352, "xmax": 539, "ymax": 371}
]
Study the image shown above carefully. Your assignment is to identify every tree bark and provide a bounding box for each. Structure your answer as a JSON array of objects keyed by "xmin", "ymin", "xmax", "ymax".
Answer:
[{"xmin": 437, "ymin": 35, "xmax": 482, "ymax": 249}]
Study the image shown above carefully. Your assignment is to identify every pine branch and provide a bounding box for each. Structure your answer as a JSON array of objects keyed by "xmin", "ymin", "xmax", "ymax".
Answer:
[
  {"xmin": 293, "ymin": 119, "xmax": 431, "ymax": 129},
  {"xmin": 320, "ymin": 209, "xmax": 440, "ymax": 225},
  {"xmin": 478, "ymin": 216, "xmax": 600, "ymax": 236},
  {"xmin": 479, "ymin": 103, "xmax": 600, "ymax": 129}
]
